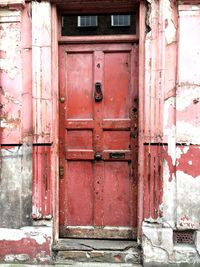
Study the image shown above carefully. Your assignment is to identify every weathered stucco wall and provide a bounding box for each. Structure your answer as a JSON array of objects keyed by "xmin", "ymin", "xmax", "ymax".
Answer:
[
  {"xmin": 0, "ymin": 145, "xmax": 32, "ymax": 228},
  {"xmin": 0, "ymin": 4, "xmax": 33, "ymax": 228},
  {"xmin": 143, "ymin": 1, "xmax": 200, "ymax": 266},
  {"xmin": 0, "ymin": 1, "xmax": 53, "ymax": 227},
  {"xmin": 176, "ymin": 4, "xmax": 200, "ymax": 230},
  {"xmin": 0, "ymin": 2, "xmax": 53, "ymax": 263},
  {"xmin": 143, "ymin": 0, "xmax": 178, "ymax": 226},
  {"xmin": 0, "ymin": 0, "xmax": 200, "ymax": 265},
  {"xmin": 143, "ymin": 0, "xmax": 200, "ymax": 231},
  {"xmin": 0, "ymin": 9, "xmax": 22, "ymax": 143}
]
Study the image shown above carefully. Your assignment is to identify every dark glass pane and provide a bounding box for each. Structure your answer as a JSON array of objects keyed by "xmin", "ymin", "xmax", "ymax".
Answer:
[
  {"xmin": 119, "ymin": 15, "xmax": 123, "ymax": 25},
  {"xmin": 112, "ymin": 15, "xmax": 130, "ymax": 26},
  {"xmin": 78, "ymin": 15, "xmax": 97, "ymax": 27},
  {"xmin": 62, "ymin": 14, "xmax": 136, "ymax": 36}
]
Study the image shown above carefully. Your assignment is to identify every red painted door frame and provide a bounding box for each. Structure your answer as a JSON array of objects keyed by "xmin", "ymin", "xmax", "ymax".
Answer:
[{"xmin": 50, "ymin": 1, "xmax": 146, "ymax": 242}]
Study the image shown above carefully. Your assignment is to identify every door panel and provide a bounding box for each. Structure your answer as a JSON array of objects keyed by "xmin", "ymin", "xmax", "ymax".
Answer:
[
  {"xmin": 59, "ymin": 43, "xmax": 138, "ymax": 239},
  {"xmin": 103, "ymin": 161, "xmax": 131, "ymax": 226},
  {"xmin": 103, "ymin": 52, "xmax": 130, "ymax": 119},
  {"xmin": 67, "ymin": 53, "xmax": 93, "ymax": 119},
  {"xmin": 66, "ymin": 161, "xmax": 93, "ymax": 226}
]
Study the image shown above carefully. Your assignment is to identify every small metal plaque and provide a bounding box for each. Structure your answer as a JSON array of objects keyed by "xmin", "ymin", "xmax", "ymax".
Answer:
[{"xmin": 109, "ymin": 152, "xmax": 125, "ymax": 159}]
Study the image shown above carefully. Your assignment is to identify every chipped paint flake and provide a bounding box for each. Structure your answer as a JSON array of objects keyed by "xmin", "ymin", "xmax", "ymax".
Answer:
[
  {"xmin": 164, "ymin": 96, "xmax": 176, "ymax": 166},
  {"xmin": 177, "ymin": 170, "xmax": 200, "ymax": 228},
  {"xmin": 163, "ymin": 0, "xmax": 177, "ymax": 44},
  {"xmin": 162, "ymin": 160, "xmax": 176, "ymax": 227},
  {"xmin": 177, "ymin": 121, "xmax": 200, "ymax": 144},
  {"xmin": 177, "ymin": 85, "xmax": 200, "ymax": 111},
  {"xmin": 0, "ymin": 227, "xmax": 52, "ymax": 245},
  {"xmin": 0, "ymin": 20, "xmax": 20, "ymax": 79}
]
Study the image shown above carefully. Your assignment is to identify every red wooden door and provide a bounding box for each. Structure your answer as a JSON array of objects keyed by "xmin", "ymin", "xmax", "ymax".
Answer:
[{"xmin": 59, "ymin": 43, "xmax": 138, "ymax": 239}]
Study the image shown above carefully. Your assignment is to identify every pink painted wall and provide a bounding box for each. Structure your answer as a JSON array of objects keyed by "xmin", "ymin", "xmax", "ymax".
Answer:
[{"xmin": 0, "ymin": 0, "xmax": 200, "ymax": 243}]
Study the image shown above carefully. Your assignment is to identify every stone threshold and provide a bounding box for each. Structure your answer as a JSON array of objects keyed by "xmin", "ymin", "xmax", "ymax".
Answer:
[{"xmin": 53, "ymin": 239, "xmax": 142, "ymax": 264}]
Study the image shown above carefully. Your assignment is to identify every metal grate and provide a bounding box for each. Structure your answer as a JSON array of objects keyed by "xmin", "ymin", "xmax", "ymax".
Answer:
[{"xmin": 173, "ymin": 230, "xmax": 194, "ymax": 245}]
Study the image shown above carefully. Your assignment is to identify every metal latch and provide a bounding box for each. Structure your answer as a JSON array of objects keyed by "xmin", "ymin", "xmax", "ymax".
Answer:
[
  {"xmin": 59, "ymin": 166, "xmax": 64, "ymax": 177},
  {"xmin": 94, "ymin": 82, "xmax": 103, "ymax": 102}
]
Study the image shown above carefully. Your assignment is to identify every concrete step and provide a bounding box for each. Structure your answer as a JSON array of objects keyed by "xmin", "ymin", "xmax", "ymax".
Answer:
[
  {"xmin": 0, "ymin": 264, "xmax": 143, "ymax": 267},
  {"xmin": 54, "ymin": 239, "xmax": 142, "ymax": 265}
]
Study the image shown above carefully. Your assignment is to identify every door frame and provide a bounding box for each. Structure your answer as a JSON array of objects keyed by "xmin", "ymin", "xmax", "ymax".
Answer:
[{"xmin": 50, "ymin": 0, "xmax": 146, "ymax": 243}]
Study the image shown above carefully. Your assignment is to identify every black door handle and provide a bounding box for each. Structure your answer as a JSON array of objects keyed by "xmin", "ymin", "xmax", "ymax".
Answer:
[{"xmin": 94, "ymin": 82, "xmax": 103, "ymax": 102}]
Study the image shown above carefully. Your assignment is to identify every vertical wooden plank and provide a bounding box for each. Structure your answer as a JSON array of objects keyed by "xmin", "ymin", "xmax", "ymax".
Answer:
[
  {"xmin": 93, "ymin": 50, "xmax": 104, "ymax": 226},
  {"xmin": 138, "ymin": 0, "xmax": 146, "ymax": 238},
  {"xmin": 21, "ymin": 4, "xmax": 32, "ymax": 143},
  {"xmin": 32, "ymin": 146, "xmax": 52, "ymax": 219},
  {"xmin": 51, "ymin": 3, "xmax": 59, "ymax": 241},
  {"xmin": 32, "ymin": 1, "xmax": 52, "ymax": 143}
]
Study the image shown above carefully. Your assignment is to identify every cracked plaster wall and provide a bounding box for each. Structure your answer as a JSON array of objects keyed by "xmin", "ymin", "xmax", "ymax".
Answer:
[
  {"xmin": 143, "ymin": 0, "xmax": 200, "ymax": 265},
  {"xmin": 144, "ymin": 0, "xmax": 200, "ymax": 230},
  {"xmin": 0, "ymin": 7, "xmax": 33, "ymax": 229},
  {"xmin": 176, "ymin": 5, "xmax": 200, "ymax": 230},
  {"xmin": 0, "ymin": 145, "xmax": 32, "ymax": 228}
]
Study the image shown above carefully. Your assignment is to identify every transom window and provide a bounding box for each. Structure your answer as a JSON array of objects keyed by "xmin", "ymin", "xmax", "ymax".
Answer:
[{"xmin": 61, "ymin": 14, "xmax": 137, "ymax": 36}]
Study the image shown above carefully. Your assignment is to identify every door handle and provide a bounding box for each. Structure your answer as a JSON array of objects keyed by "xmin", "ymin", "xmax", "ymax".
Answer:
[{"xmin": 94, "ymin": 82, "xmax": 103, "ymax": 102}]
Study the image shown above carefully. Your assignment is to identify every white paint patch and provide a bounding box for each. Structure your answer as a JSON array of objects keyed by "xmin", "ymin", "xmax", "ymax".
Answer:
[
  {"xmin": 177, "ymin": 121, "xmax": 200, "ymax": 144},
  {"xmin": 0, "ymin": 22, "xmax": 20, "ymax": 79},
  {"xmin": 0, "ymin": 118, "xmax": 19, "ymax": 129},
  {"xmin": 163, "ymin": 97, "xmax": 175, "ymax": 134},
  {"xmin": 183, "ymin": 146, "xmax": 190, "ymax": 154},
  {"xmin": 0, "ymin": 229, "xmax": 25, "ymax": 241},
  {"xmin": 32, "ymin": 1, "xmax": 51, "ymax": 46},
  {"xmin": 0, "ymin": 227, "xmax": 52, "ymax": 245},
  {"xmin": 191, "ymin": 5, "xmax": 200, "ymax": 11},
  {"xmin": 163, "ymin": 0, "xmax": 176, "ymax": 44},
  {"xmin": 177, "ymin": 170, "xmax": 200, "ymax": 228},
  {"xmin": 188, "ymin": 161, "xmax": 192, "ymax": 165},
  {"xmin": 164, "ymin": 97, "xmax": 176, "ymax": 165},
  {"xmin": 167, "ymin": 128, "xmax": 176, "ymax": 166},
  {"xmin": 162, "ymin": 160, "xmax": 176, "ymax": 227},
  {"xmin": 0, "ymin": 10, "xmax": 21, "ymax": 23},
  {"xmin": 176, "ymin": 147, "xmax": 182, "ymax": 160},
  {"xmin": 176, "ymin": 86, "xmax": 200, "ymax": 111}
]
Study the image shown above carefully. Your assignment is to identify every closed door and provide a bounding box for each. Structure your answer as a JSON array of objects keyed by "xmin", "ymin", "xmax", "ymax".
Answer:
[{"xmin": 59, "ymin": 43, "xmax": 138, "ymax": 239}]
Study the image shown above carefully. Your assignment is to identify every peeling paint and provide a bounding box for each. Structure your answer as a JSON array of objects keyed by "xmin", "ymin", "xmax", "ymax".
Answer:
[
  {"xmin": 177, "ymin": 121, "xmax": 200, "ymax": 144},
  {"xmin": 162, "ymin": 160, "xmax": 176, "ymax": 227},
  {"xmin": 177, "ymin": 170, "xmax": 200, "ymax": 229},
  {"xmin": 177, "ymin": 85, "xmax": 200, "ymax": 111},
  {"xmin": 0, "ymin": 20, "xmax": 21, "ymax": 79},
  {"xmin": 164, "ymin": 97, "xmax": 176, "ymax": 137},
  {"xmin": 0, "ymin": 227, "xmax": 52, "ymax": 245},
  {"xmin": 163, "ymin": 0, "xmax": 177, "ymax": 44},
  {"xmin": 176, "ymin": 146, "xmax": 189, "ymax": 162}
]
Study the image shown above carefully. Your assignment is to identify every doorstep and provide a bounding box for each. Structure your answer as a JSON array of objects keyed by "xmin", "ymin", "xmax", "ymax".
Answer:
[
  {"xmin": 53, "ymin": 239, "xmax": 142, "ymax": 265},
  {"xmin": 0, "ymin": 264, "xmax": 143, "ymax": 267}
]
